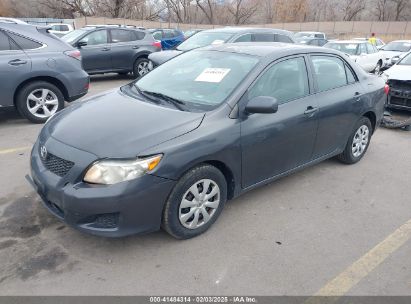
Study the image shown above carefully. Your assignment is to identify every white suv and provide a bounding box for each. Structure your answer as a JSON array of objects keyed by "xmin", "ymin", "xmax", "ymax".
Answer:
[{"xmin": 49, "ymin": 23, "xmax": 74, "ymax": 37}]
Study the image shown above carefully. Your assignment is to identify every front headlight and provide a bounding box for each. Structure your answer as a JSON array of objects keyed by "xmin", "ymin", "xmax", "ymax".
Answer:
[{"xmin": 83, "ymin": 154, "xmax": 162, "ymax": 185}]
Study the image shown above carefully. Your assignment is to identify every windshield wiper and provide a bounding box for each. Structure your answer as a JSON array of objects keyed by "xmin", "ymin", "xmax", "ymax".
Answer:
[{"xmin": 141, "ymin": 90, "xmax": 187, "ymax": 111}]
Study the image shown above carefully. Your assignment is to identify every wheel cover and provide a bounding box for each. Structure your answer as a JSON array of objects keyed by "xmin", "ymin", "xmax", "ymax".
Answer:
[
  {"xmin": 374, "ymin": 63, "xmax": 381, "ymax": 74},
  {"xmin": 178, "ymin": 179, "xmax": 220, "ymax": 229},
  {"xmin": 136, "ymin": 60, "xmax": 151, "ymax": 76},
  {"xmin": 352, "ymin": 125, "xmax": 369, "ymax": 157},
  {"xmin": 26, "ymin": 89, "xmax": 59, "ymax": 118}
]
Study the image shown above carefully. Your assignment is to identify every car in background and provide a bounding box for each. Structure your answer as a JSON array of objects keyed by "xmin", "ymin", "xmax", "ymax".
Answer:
[
  {"xmin": 148, "ymin": 28, "xmax": 184, "ymax": 50},
  {"xmin": 384, "ymin": 52, "xmax": 411, "ymax": 111},
  {"xmin": 295, "ymin": 37, "xmax": 328, "ymax": 46},
  {"xmin": 354, "ymin": 37, "xmax": 385, "ymax": 50},
  {"xmin": 380, "ymin": 40, "xmax": 411, "ymax": 68},
  {"xmin": 29, "ymin": 43, "xmax": 386, "ymax": 239},
  {"xmin": 183, "ymin": 29, "xmax": 203, "ymax": 39},
  {"xmin": 0, "ymin": 17, "xmax": 28, "ymax": 25},
  {"xmin": 295, "ymin": 31, "xmax": 327, "ymax": 39},
  {"xmin": 149, "ymin": 27, "xmax": 295, "ymax": 67},
  {"xmin": 49, "ymin": 23, "xmax": 74, "ymax": 37},
  {"xmin": 0, "ymin": 23, "xmax": 89, "ymax": 123},
  {"xmin": 324, "ymin": 40, "xmax": 385, "ymax": 74},
  {"xmin": 61, "ymin": 26, "xmax": 161, "ymax": 78}
]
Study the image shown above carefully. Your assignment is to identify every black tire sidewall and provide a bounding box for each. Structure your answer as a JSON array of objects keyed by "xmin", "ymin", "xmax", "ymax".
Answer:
[
  {"xmin": 162, "ymin": 165, "xmax": 227, "ymax": 239},
  {"xmin": 133, "ymin": 58, "xmax": 150, "ymax": 78},
  {"xmin": 16, "ymin": 81, "xmax": 64, "ymax": 124},
  {"xmin": 345, "ymin": 117, "xmax": 372, "ymax": 163}
]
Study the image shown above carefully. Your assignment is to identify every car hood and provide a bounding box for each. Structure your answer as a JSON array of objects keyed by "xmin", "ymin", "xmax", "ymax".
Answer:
[
  {"xmin": 45, "ymin": 89, "xmax": 204, "ymax": 158},
  {"xmin": 148, "ymin": 50, "xmax": 183, "ymax": 65},
  {"xmin": 385, "ymin": 65, "xmax": 411, "ymax": 81}
]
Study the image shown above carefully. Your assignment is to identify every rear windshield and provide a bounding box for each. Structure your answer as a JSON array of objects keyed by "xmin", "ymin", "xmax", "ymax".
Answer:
[{"xmin": 176, "ymin": 32, "xmax": 233, "ymax": 51}]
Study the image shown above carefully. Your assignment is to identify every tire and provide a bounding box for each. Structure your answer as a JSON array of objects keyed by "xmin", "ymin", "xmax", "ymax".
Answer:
[
  {"xmin": 16, "ymin": 81, "xmax": 64, "ymax": 124},
  {"xmin": 162, "ymin": 164, "xmax": 227, "ymax": 239},
  {"xmin": 132, "ymin": 57, "xmax": 152, "ymax": 78},
  {"xmin": 337, "ymin": 117, "xmax": 372, "ymax": 164},
  {"xmin": 374, "ymin": 61, "xmax": 382, "ymax": 75}
]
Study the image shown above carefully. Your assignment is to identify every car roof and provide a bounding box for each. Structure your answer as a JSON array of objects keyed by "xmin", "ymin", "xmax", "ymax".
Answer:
[
  {"xmin": 201, "ymin": 27, "xmax": 293, "ymax": 35},
  {"xmin": 297, "ymin": 31, "xmax": 323, "ymax": 34},
  {"xmin": 387, "ymin": 40, "xmax": 411, "ymax": 43},
  {"xmin": 328, "ymin": 40, "xmax": 367, "ymax": 44},
  {"xmin": 200, "ymin": 42, "xmax": 341, "ymax": 58}
]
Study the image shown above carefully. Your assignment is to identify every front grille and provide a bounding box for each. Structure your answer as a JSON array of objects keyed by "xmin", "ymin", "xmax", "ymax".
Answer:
[
  {"xmin": 41, "ymin": 151, "xmax": 74, "ymax": 177},
  {"xmin": 390, "ymin": 96, "xmax": 411, "ymax": 108},
  {"xmin": 83, "ymin": 213, "xmax": 119, "ymax": 229}
]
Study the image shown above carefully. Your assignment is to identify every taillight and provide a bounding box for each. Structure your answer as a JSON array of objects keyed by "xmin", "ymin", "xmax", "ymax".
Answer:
[
  {"xmin": 384, "ymin": 84, "xmax": 390, "ymax": 95},
  {"xmin": 152, "ymin": 41, "xmax": 162, "ymax": 49},
  {"xmin": 64, "ymin": 50, "xmax": 81, "ymax": 61}
]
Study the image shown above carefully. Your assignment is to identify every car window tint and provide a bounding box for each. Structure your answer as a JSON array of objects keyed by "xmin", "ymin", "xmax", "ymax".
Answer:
[
  {"xmin": 7, "ymin": 32, "xmax": 42, "ymax": 50},
  {"xmin": 276, "ymin": 34, "xmax": 293, "ymax": 43},
  {"xmin": 252, "ymin": 33, "xmax": 274, "ymax": 42},
  {"xmin": 312, "ymin": 56, "xmax": 348, "ymax": 92},
  {"xmin": 80, "ymin": 30, "xmax": 107, "ymax": 46},
  {"xmin": 111, "ymin": 29, "xmax": 134, "ymax": 43},
  {"xmin": 248, "ymin": 57, "xmax": 309, "ymax": 104},
  {"xmin": 345, "ymin": 64, "xmax": 356, "ymax": 83},
  {"xmin": 234, "ymin": 34, "xmax": 252, "ymax": 42}
]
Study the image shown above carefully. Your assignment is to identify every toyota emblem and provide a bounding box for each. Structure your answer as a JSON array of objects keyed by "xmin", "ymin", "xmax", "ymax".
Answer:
[{"xmin": 40, "ymin": 145, "xmax": 48, "ymax": 160}]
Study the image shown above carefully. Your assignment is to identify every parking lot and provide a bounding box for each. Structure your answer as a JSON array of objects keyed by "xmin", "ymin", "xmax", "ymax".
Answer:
[{"xmin": 0, "ymin": 74, "xmax": 410, "ymax": 296}]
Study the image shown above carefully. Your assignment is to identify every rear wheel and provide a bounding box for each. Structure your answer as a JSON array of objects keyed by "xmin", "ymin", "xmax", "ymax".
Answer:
[
  {"xmin": 337, "ymin": 117, "xmax": 372, "ymax": 164},
  {"xmin": 16, "ymin": 81, "xmax": 64, "ymax": 124},
  {"xmin": 132, "ymin": 57, "xmax": 152, "ymax": 78},
  {"xmin": 162, "ymin": 164, "xmax": 227, "ymax": 239}
]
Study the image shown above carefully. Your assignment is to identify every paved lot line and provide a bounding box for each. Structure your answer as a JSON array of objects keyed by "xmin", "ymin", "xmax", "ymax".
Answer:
[
  {"xmin": 0, "ymin": 147, "xmax": 31, "ymax": 155},
  {"xmin": 315, "ymin": 218, "xmax": 411, "ymax": 296}
]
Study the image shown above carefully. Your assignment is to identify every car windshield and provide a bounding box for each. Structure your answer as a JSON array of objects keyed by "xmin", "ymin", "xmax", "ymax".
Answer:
[
  {"xmin": 398, "ymin": 53, "xmax": 411, "ymax": 65},
  {"xmin": 381, "ymin": 41, "xmax": 411, "ymax": 52},
  {"xmin": 176, "ymin": 32, "xmax": 233, "ymax": 51},
  {"xmin": 61, "ymin": 29, "xmax": 87, "ymax": 43},
  {"xmin": 124, "ymin": 50, "xmax": 259, "ymax": 111},
  {"xmin": 325, "ymin": 43, "xmax": 360, "ymax": 55}
]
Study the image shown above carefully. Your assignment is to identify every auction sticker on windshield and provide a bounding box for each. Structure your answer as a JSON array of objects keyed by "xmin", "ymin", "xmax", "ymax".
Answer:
[{"xmin": 195, "ymin": 68, "xmax": 231, "ymax": 83}]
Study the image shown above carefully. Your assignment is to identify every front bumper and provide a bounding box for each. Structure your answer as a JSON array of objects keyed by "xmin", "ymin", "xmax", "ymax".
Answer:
[
  {"xmin": 387, "ymin": 82, "xmax": 411, "ymax": 111},
  {"xmin": 28, "ymin": 139, "xmax": 175, "ymax": 237}
]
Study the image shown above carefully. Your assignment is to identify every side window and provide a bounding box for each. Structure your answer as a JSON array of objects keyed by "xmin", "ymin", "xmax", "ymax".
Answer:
[
  {"xmin": 314, "ymin": 34, "xmax": 323, "ymax": 38},
  {"xmin": 0, "ymin": 31, "xmax": 11, "ymax": 51},
  {"xmin": 133, "ymin": 31, "xmax": 145, "ymax": 40},
  {"xmin": 309, "ymin": 39, "xmax": 319, "ymax": 46},
  {"xmin": 79, "ymin": 30, "xmax": 107, "ymax": 46},
  {"xmin": 234, "ymin": 34, "xmax": 252, "ymax": 42},
  {"xmin": 163, "ymin": 30, "xmax": 174, "ymax": 39},
  {"xmin": 60, "ymin": 25, "xmax": 69, "ymax": 31},
  {"xmin": 359, "ymin": 43, "xmax": 367, "ymax": 54},
  {"xmin": 152, "ymin": 31, "xmax": 162, "ymax": 40},
  {"xmin": 345, "ymin": 64, "xmax": 356, "ymax": 83},
  {"xmin": 173, "ymin": 30, "xmax": 181, "ymax": 37},
  {"xmin": 366, "ymin": 43, "xmax": 375, "ymax": 54},
  {"xmin": 311, "ymin": 56, "xmax": 348, "ymax": 92},
  {"xmin": 252, "ymin": 33, "xmax": 274, "ymax": 42},
  {"xmin": 248, "ymin": 57, "xmax": 309, "ymax": 104},
  {"xmin": 275, "ymin": 34, "xmax": 293, "ymax": 43},
  {"xmin": 7, "ymin": 32, "xmax": 42, "ymax": 50},
  {"xmin": 111, "ymin": 29, "xmax": 133, "ymax": 43}
]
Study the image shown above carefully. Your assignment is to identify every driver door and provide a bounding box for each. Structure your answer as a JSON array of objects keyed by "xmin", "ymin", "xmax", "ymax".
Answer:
[
  {"xmin": 77, "ymin": 29, "xmax": 111, "ymax": 72},
  {"xmin": 240, "ymin": 56, "xmax": 319, "ymax": 188}
]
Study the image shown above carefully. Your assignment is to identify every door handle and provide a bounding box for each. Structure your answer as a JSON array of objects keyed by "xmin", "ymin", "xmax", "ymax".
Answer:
[
  {"xmin": 354, "ymin": 92, "xmax": 362, "ymax": 102},
  {"xmin": 132, "ymin": 46, "xmax": 139, "ymax": 49},
  {"xmin": 101, "ymin": 47, "xmax": 110, "ymax": 51},
  {"xmin": 8, "ymin": 59, "xmax": 27, "ymax": 66},
  {"xmin": 304, "ymin": 106, "xmax": 318, "ymax": 116}
]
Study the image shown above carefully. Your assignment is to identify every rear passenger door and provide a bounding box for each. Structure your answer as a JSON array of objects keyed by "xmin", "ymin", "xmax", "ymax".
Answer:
[
  {"xmin": 77, "ymin": 29, "xmax": 111, "ymax": 72},
  {"xmin": 0, "ymin": 30, "xmax": 31, "ymax": 107},
  {"xmin": 309, "ymin": 55, "xmax": 363, "ymax": 158},
  {"xmin": 109, "ymin": 29, "xmax": 144, "ymax": 71}
]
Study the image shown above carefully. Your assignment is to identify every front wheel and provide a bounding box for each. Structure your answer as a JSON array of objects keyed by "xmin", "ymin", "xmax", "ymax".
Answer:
[
  {"xmin": 15, "ymin": 81, "xmax": 64, "ymax": 124},
  {"xmin": 132, "ymin": 57, "xmax": 152, "ymax": 78},
  {"xmin": 337, "ymin": 117, "xmax": 372, "ymax": 164},
  {"xmin": 162, "ymin": 165, "xmax": 227, "ymax": 239}
]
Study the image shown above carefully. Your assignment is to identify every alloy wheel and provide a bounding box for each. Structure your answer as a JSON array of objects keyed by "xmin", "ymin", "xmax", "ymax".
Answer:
[
  {"xmin": 26, "ymin": 89, "xmax": 59, "ymax": 119},
  {"xmin": 137, "ymin": 60, "xmax": 151, "ymax": 76},
  {"xmin": 352, "ymin": 125, "xmax": 369, "ymax": 157}
]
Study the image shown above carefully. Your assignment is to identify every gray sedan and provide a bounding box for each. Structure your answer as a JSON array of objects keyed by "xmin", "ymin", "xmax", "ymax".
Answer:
[{"xmin": 28, "ymin": 44, "xmax": 386, "ymax": 239}]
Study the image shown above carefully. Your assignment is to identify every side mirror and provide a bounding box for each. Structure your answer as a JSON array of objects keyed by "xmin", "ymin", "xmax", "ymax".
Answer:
[
  {"xmin": 245, "ymin": 96, "xmax": 278, "ymax": 114},
  {"xmin": 77, "ymin": 41, "xmax": 87, "ymax": 48}
]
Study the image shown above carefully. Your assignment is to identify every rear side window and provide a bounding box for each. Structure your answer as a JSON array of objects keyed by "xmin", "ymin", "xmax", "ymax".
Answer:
[
  {"xmin": 252, "ymin": 33, "xmax": 274, "ymax": 42},
  {"xmin": 133, "ymin": 31, "xmax": 145, "ymax": 40},
  {"xmin": 275, "ymin": 34, "xmax": 293, "ymax": 43},
  {"xmin": 163, "ymin": 30, "xmax": 174, "ymax": 39},
  {"xmin": 152, "ymin": 31, "xmax": 162, "ymax": 40},
  {"xmin": 8, "ymin": 32, "xmax": 42, "ymax": 50},
  {"xmin": 311, "ymin": 56, "xmax": 348, "ymax": 92},
  {"xmin": 111, "ymin": 29, "xmax": 134, "ymax": 43},
  {"xmin": 234, "ymin": 34, "xmax": 252, "ymax": 42},
  {"xmin": 345, "ymin": 65, "xmax": 356, "ymax": 83},
  {"xmin": 79, "ymin": 30, "xmax": 107, "ymax": 46},
  {"xmin": 0, "ymin": 31, "xmax": 12, "ymax": 50},
  {"xmin": 248, "ymin": 57, "xmax": 309, "ymax": 104}
]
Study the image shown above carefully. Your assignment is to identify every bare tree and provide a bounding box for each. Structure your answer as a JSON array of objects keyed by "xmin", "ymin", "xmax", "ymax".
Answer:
[
  {"xmin": 195, "ymin": 0, "xmax": 215, "ymax": 24},
  {"xmin": 391, "ymin": 0, "xmax": 409, "ymax": 21},
  {"xmin": 340, "ymin": 0, "xmax": 366, "ymax": 21},
  {"xmin": 227, "ymin": 0, "xmax": 258, "ymax": 25}
]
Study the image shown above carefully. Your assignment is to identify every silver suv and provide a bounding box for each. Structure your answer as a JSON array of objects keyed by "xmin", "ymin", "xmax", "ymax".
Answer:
[{"xmin": 0, "ymin": 22, "xmax": 89, "ymax": 123}]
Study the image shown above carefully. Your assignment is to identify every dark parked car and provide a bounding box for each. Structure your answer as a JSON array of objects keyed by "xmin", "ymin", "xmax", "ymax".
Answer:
[
  {"xmin": 149, "ymin": 27, "xmax": 295, "ymax": 67},
  {"xmin": 28, "ymin": 44, "xmax": 385, "ymax": 239},
  {"xmin": 0, "ymin": 22, "xmax": 89, "ymax": 123},
  {"xmin": 61, "ymin": 26, "xmax": 161, "ymax": 78},
  {"xmin": 295, "ymin": 37, "xmax": 328, "ymax": 46},
  {"xmin": 384, "ymin": 51, "xmax": 411, "ymax": 111},
  {"xmin": 148, "ymin": 28, "xmax": 184, "ymax": 50}
]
